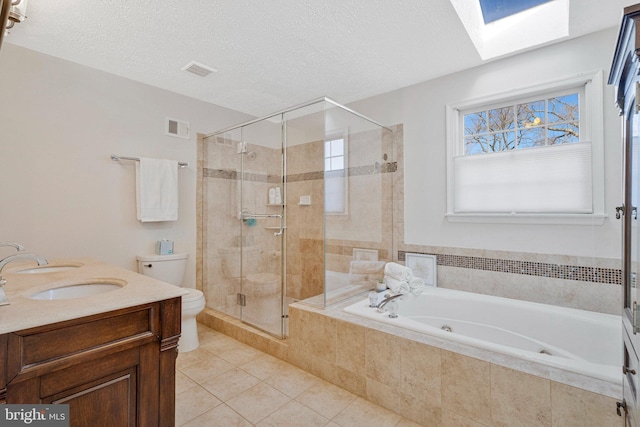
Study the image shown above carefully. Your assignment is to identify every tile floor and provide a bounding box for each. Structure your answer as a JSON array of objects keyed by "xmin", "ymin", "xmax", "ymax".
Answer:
[{"xmin": 175, "ymin": 325, "xmax": 423, "ymax": 427}]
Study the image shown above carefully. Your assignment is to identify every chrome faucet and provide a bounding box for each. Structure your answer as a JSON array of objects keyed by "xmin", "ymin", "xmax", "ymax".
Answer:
[
  {"xmin": 376, "ymin": 293, "xmax": 404, "ymax": 318},
  {"xmin": 0, "ymin": 242, "xmax": 25, "ymax": 252},
  {"xmin": 0, "ymin": 253, "xmax": 48, "ymax": 305}
]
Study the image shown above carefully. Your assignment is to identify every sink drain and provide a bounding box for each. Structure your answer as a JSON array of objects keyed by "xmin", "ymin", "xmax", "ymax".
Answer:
[{"xmin": 441, "ymin": 325, "xmax": 452, "ymax": 332}]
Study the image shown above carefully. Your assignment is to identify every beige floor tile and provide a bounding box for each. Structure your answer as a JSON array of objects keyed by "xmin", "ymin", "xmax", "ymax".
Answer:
[
  {"xmin": 176, "ymin": 347, "xmax": 213, "ymax": 371},
  {"xmin": 226, "ymin": 382, "xmax": 291, "ymax": 424},
  {"xmin": 264, "ymin": 363, "xmax": 323, "ymax": 398},
  {"xmin": 332, "ymin": 397, "xmax": 402, "ymax": 427},
  {"xmin": 239, "ymin": 353, "xmax": 289, "ymax": 380},
  {"xmin": 296, "ymin": 380, "xmax": 357, "ymax": 419},
  {"xmin": 181, "ymin": 404, "xmax": 253, "ymax": 427},
  {"xmin": 181, "ymin": 354, "xmax": 235, "ymax": 384},
  {"xmin": 200, "ymin": 332, "xmax": 249, "ymax": 354},
  {"xmin": 201, "ymin": 368, "xmax": 261, "ymax": 401},
  {"xmin": 256, "ymin": 400, "xmax": 330, "ymax": 427},
  {"xmin": 175, "ymin": 384, "xmax": 222, "ymax": 426},
  {"xmin": 217, "ymin": 343, "xmax": 264, "ymax": 366},
  {"xmin": 396, "ymin": 418, "xmax": 425, "ymax": 427},
  {"xmin": 175, "ymin": 370, "xmax": 198, "ymax": 395}
]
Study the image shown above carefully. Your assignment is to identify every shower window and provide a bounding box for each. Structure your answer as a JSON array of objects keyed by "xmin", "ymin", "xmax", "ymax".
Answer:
[
  {"xmin": 445, "ymin": 70, "xmax": 605, "ymax": 223},
  {"xmin": 325, "ymin": 133, "xmax": 348, "ymax": 214}
]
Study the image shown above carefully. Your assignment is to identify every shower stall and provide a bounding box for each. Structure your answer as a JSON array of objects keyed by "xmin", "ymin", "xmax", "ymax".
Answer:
[{"xmin": 199, "ymin": 98, "xmax": 394, "ymax": 338}]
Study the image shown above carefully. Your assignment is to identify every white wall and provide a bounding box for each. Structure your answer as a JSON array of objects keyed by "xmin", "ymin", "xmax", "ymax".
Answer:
[
  {"xmin": 0, "ymin": 43, "xmax": 251, "ymax": 287},
  {"xmin": 0, "ymin": 26, "xmax": 624, "ymax": 288},
  {"xmin": 350, "ymin": 27, "xmax": 622, "ymax": 260}
]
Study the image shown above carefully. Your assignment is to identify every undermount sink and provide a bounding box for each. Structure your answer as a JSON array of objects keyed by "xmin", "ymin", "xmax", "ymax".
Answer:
[
  {"xmin": 29, "ymin": 279, "xmax": 125, "ymax": 300},
  {"xmin": 14, "ymin": 264, "xmax": 82, "ymax": 274}
]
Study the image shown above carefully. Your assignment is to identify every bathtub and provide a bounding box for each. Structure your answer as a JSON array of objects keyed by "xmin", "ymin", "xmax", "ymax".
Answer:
[{"xmin": 344, "ymin": 287, "xmax": 622, "ymax": 385}]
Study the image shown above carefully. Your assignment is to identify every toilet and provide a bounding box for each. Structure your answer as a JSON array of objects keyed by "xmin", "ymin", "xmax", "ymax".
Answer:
[{"xmin": 136, "ymin": 252, "xmax": 205, "ymax": 353}]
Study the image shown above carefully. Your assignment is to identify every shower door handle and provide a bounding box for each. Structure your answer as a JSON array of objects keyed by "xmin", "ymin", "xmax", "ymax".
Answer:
[{"xmin": 274, "ymin": 214, "xmax": 284, "ymax": 237}]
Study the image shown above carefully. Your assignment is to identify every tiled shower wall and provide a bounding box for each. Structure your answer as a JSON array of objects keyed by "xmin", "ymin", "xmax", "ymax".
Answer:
[{"xmin": 198, "ymin": 123, "xmax": 622, "ymax": 316}]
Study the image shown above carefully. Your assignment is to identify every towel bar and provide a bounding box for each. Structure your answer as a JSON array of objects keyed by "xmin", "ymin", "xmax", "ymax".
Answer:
[{"xmin": 111, "ymin": 154, "xmax": 189, "ymax": 168}]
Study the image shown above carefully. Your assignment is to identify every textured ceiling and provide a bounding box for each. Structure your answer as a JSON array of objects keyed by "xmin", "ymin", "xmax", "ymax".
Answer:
[{"xmin": 3, "ymin": 0, "xmax": 636, "ymax": 117}]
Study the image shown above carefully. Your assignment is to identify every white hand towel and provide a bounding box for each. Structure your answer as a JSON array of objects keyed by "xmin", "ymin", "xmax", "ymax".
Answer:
[
  {"xmin": 384, "ymin": 262, "xmax": 413, "ymax": 282},
  {"xmin": 385, "ymin": 276, "xmax": 410, "ymax": 294},
  {"xmin": 409, "ymin": 277, "xmax": 425, "ymax": 296},
  {"xmin": 136, "ymin": 157, "xmax": 179, "ymax": 222}
]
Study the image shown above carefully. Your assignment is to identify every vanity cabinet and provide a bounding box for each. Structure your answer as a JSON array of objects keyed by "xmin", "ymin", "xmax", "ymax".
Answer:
[{"xmin": 0, "ymin": 297, "xmax": 181, "ymax": 427}]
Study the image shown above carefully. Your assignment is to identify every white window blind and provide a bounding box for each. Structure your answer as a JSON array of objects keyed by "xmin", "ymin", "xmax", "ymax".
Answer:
[{"xmin": 453, "ymin": 142, "xmax": 593, "ymax": 213}]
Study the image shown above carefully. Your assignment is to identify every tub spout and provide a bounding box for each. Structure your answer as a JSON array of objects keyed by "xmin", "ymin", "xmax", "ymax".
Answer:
[{"xmin": 376, "ymin": 293, "xmax": 404, "ymax": 315}]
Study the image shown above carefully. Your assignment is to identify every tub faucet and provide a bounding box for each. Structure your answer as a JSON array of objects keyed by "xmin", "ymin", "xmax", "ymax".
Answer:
[
  {"xmin": 0, "ymin": 253, "xmax": 48, "ymax": 306},
  {"xmin": 376, "ymin": 294, "xmax": 404, "ymax": 313}
]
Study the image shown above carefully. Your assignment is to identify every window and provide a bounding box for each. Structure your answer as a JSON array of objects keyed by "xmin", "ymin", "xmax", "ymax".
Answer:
[
  {"xmin": 325, "ymin": 134, "xmax": 348, "ymax": 214},
  {"xmin": 446, "ymin": 71, "xmax": 605, "ymax": 224},
  {"xmin": 463, "ymin": 91, "xmax": 579, "ymax": 155},
  {"xmin": 479, "ymin": 0, "xmax": 553, "ymax": 24}
]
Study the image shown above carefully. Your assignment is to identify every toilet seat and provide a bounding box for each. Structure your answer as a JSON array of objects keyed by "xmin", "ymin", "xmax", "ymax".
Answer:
[
  {"xmin": 182, "ymin": 289, "xmax": 205, "ymax": 311},
  {"xmin": 182, "ymin": 288, "xmax": 203, "ymax": 303}
]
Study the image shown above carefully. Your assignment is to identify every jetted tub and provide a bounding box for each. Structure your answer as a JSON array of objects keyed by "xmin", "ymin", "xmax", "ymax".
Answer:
[{"xmin": 344, "ymin": 287, "xmax": 622, "ymax": 384}]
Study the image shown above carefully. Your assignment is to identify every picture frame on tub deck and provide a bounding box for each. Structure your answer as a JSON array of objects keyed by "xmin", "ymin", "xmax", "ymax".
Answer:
[{"xmin": 405, "ymin": 253, "xmax": 437, "ymax": 287}]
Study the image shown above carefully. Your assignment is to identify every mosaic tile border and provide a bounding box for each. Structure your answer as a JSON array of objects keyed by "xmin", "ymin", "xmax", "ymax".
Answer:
[
  {"xmin": 398, "ymin": 251, "xmax": 622, "ymax": 285},
  {"xmin": 203, "ymin": 161, "xmax": 397, "ymax": 184}
]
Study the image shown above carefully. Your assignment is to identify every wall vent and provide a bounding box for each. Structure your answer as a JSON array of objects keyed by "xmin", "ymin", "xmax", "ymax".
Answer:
[
  {"xmin": 166, "ymin": 117, "xmax": 190, "ymax": 140},
  {"xmin": 181, "ymin": 61, "xmax": 217, "ymax": 77}
]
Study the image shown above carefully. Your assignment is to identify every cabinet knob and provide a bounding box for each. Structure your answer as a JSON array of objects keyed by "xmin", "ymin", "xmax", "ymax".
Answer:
[{"xmin": 144, "ymin": 264, "xmax": 152, "ymax": 268}]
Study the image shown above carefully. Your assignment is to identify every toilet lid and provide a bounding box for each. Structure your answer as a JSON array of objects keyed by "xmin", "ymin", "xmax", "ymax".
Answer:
[
  {"xmin": 182, "ymin": 288, "xmax": 203, "ymax": 303},
  {"xmin": 246, "ymin": 273, "xmax": 280, "ymax": 285}
]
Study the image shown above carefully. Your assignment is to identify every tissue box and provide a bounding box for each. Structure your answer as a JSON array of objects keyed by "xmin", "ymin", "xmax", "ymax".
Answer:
[{"xmin": 156, "ymin": 240, "xmax": 174, "ymax": 255}]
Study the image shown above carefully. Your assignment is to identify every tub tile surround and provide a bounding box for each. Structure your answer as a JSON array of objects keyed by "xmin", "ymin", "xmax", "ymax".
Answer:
[{"xmin": 198, "ymin": 299, "xmax": 621, "ymax": 426}]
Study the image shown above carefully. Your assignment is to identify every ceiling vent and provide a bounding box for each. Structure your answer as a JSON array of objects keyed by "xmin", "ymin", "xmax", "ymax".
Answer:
[{"xmin": 181, "ymin": 61, "xmax": 217, "ymax": 77}]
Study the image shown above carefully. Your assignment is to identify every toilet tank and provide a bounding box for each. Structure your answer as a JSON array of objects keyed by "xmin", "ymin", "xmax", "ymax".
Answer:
[
  {"xmin": 219, "ymin": 246, "xmax": 261, "ymax": 278},
  {"xmin": 136, "ymin": 252, "xmax": 188, "ymax": 286}
]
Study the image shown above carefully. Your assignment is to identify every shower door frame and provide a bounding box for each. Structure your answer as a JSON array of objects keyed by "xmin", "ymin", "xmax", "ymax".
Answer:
[{"xmin": 235, "ymin": 117, "xmax": 287, "ymax": 339}]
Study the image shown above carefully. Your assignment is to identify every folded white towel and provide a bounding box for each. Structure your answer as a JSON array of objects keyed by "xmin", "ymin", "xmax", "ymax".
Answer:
[
  {"xmin": 385, "ymin": 276, "xmax": 410, "ymax": 294},
  {"xmin": 136, "ymin": 157, "xmax": 179, "ymax": 222},
  {"xmin": 384, "ymin": 262, "xmax": 413, "ymax": 282},
  {"xmin": 409, "ymin": 277, "xmax": 425, "ymax": 296}
]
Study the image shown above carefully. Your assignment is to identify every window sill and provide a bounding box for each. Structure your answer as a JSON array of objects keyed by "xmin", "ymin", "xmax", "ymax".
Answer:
[{"xmin": 445, "ymin": 213, "xmax": 608, "ymax": 225}]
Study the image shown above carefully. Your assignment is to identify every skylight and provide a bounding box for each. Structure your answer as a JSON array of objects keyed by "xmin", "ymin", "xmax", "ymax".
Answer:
[
  {"xmin": 479, "ymin": 0, "xmax": 553, "ymax": 24},
  {"xmin": 450, "ymin": 0, "xmax": 569, "ymax": 60}
]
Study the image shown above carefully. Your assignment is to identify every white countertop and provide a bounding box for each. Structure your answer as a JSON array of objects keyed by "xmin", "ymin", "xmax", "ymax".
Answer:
[{"xmin": 0, "ymin": 257, "xmax": 187, "ymax": 334}]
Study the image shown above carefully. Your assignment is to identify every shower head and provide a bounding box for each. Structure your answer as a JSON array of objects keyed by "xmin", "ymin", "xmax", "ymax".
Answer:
[{"xmin": 246, "ymin": 151, "xmax": 257, "ymax": 160}]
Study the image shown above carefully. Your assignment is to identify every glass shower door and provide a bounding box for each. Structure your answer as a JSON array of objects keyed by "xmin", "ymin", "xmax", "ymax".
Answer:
[{"xmin": 237, "ymin": 117, "xmax": 285, "ymax": 338}]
